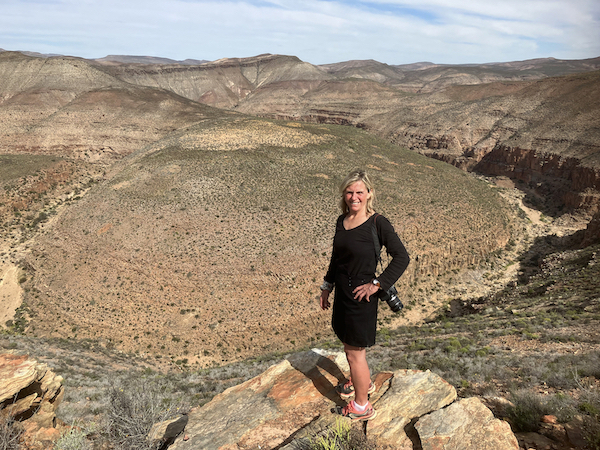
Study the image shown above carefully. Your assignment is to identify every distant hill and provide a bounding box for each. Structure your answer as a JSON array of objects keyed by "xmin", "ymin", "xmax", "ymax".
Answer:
[
  {"xmin": 0, "ymin": 51, "xmax": 219, "ymax": 161},
  {"xmin": 93, "ymin": 55, "xmax": 209, "ymax": 65},
  {"xmin": 95, "ymin": 53, "xmax": 332, "ymax": 109},
  {"xmin": 318, "ymin": 56, "xmax": 600, "ymax": 92},
  {"xmin": 0, "ymin": 48, "xmax": 209, "ymax": 65},
  {"xmin": 2, "ymin": 50, "xmax": 598, "ymax": 216}
]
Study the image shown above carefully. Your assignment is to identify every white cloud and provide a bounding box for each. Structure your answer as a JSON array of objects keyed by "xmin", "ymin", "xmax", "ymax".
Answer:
[{"xmin": 0, "ymin": 0, "xmax": 598, "ymax": 64}]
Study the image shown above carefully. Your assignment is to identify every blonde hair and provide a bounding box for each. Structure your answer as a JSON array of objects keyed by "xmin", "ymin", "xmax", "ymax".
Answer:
[{"xmin": 338, "ymin": 169, "xmax": 375, "ymax": 214}]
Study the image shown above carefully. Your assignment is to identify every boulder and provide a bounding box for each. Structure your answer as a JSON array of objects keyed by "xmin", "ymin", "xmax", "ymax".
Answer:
[
  {"xmin": 170, "ymin": 350, "xmax": 347, "ymax": 450},
  {"xmin": 415, "ymin": 397, "xmax": 519, "ymax": 450},
  {"xmin": 0, "ymin": 353, "xmax": 65, "ymax": 449},
  {"xmin": 367, "ymin": 369, "xmax": 457, "ymax": 448},
  {"xmin": 564, "ymin": 415, "xmax": 589, "ymax": 449},
  {"xmin": 148, "ymin": 415, "xmax": 189, "ymax": 448}
]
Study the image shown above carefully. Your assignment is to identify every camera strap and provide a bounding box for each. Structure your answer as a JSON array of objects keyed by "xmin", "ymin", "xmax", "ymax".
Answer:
[{"xmin": 371, "ymin": 213, "xmax": 384, "ymax": 273}]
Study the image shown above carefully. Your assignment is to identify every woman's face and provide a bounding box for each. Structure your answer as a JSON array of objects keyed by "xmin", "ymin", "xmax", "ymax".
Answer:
[{"xmin": 344, "ymin": 180, "xmax": 370, "ymax": 214}]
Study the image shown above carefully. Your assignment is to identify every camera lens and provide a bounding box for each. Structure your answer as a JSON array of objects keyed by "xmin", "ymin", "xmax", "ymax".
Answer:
[{"xmin": 386, "ymin": 294, "xmax": 404, "ymax": 313}]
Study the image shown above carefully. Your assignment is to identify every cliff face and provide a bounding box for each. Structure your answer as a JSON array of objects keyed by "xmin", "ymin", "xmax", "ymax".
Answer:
[
  {"xmin": 418, "ymin": 145, "xmax": 600, "ymax": 213},
  {"xmin": 474, "ymin": 146, "xmax": 600, "ymax": 212}
]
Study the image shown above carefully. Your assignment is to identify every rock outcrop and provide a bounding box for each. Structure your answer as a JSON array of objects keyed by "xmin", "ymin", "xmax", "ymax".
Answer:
[
  {"xmin": 581, "ymin": 211, "xmax": 600, "ymax": 247},
  {"xmin": 169, "ymin": 350, "xmax": 518, "ymax": 450},
  {"xmin": 0, "ymin": 353, "xmax": 65, "ymax": 449},
  {"xmin": 416, "ymin": 397, "xmax": 519, "ymax": 450}
]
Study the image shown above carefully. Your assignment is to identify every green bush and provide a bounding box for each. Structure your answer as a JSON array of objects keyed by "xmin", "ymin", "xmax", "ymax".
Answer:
[
  {"xmin": 300, "ymin": 418, "xmax": 376, "ymax": 450},
  {"xmin": 506, "ymin": 390, "xmax": 549, "ymax": 432}
]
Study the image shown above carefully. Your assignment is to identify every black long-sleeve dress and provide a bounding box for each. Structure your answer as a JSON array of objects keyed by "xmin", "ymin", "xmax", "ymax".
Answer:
[{"xmin": 324, "ymin": 213, "xmax": 410, "ymax": 347}]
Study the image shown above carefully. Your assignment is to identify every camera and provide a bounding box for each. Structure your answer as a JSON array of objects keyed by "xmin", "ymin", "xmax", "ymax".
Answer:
[{"xmin": 378, "ymin": 285, "xmax": 404, "ymax": 313}]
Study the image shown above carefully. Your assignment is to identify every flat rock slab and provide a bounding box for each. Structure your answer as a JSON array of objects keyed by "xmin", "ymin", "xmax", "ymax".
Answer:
[
  {"xmin": 416, "ymin": 397, "xmax": 519, "ymax": 450},
  {"xmin": 170, "ymin": 350, "xmax": 346, "ymax": 450}
]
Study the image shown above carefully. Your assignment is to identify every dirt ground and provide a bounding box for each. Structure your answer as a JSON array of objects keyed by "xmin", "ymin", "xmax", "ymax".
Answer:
[{"xmin": 0, "ymin": 262, "xmax": 23, "ymax": 328}]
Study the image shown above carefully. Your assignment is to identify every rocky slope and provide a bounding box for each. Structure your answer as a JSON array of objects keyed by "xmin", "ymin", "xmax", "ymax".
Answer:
[
  {"xmin": 16, "ymin": 116, "xmax": 511, "ymax": 368},
  {"xmin": 0, "ymin": 50, "xmax": 596, "ymax": 369}
]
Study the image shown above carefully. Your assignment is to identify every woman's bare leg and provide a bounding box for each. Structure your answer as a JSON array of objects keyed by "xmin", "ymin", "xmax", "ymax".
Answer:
[{"xmin": 343, "ymin": 342, "xmax": 370, "ymax": 406}]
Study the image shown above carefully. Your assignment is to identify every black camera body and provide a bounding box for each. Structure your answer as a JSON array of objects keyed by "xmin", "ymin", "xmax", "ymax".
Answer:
[{"xmin": 377, "ymin": 285, "xmax": 404, "ymax": 313}]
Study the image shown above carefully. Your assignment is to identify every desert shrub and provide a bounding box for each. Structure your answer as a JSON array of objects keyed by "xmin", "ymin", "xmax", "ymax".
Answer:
[
  {"xmin": 545, "ymin": 352, "xmax": 600, "ymax": 389},
  {"xmin": 53, "ymin": 424, "xmax": 93, "ymax": 450},
  {"xmin": 506, "ymin": 390, "xmax": 549, "ymax": 432},
  {"xmin": 297, "ymin": 418, "xmax": 376, "ymax": 450},
  {"xmin": 0, "ymin": 416, "xmax": 23, "ymax": 450},
  {"xmin": 584, "ymin": 419, "xmax": 600, "ymax": 450},
  {"xmin": 545, "ymin": 393, "xmax": 578, "ymax": 423},
  {"xmin": 577, "ymin": 379, "xmax": 600, "ymax": 450},
  {"xmin": 105, "ymin": 379, "xmax": 187, "ymax": 450}
]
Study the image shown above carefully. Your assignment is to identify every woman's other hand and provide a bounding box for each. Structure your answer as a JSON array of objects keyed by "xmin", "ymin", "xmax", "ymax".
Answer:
[
  {"xmin": 320, "ymin": 289, "xmax": 331, "ymax": 310},
  {"xmin": 353, "ymin": 283, "xmax": 379, "ymax": 302}
]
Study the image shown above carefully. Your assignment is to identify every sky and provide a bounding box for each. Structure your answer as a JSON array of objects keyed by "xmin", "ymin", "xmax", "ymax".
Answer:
[{"xmin": 1, "ymin": 0, "xmax": 599, "ymax": 66}]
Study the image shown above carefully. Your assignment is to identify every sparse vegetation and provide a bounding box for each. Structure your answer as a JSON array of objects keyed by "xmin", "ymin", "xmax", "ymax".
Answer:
[
  {"xmin": 298, "ymin": 418, "xmax": 376, "ymax": 450},
  {"xmin": 4, "ymin": 114, "xmax": 513, "ymax": 369},
  {"xmin": 0, "ymin": 416, "xmax": 23, "ymax": 450},
  {"xmin": 105, "ymin": 378, "xmax": 187, "ymax": 450}
]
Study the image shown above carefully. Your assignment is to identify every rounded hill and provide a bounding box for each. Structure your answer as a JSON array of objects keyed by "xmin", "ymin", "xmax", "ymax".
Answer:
[{"xmin": 24, "ymin": 117, "xmax": 511, "ymax": 367}]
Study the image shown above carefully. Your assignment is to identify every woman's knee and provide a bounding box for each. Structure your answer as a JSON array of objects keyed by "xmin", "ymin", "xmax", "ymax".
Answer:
[{"xmin": 344, "ymin": 344, "xmax": 366, "ymax": 364}]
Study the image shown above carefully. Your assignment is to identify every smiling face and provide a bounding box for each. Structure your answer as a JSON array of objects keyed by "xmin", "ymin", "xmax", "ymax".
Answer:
[{"xmin": 344, "ymin": 180, "xmax": 371, "ymax": 215}]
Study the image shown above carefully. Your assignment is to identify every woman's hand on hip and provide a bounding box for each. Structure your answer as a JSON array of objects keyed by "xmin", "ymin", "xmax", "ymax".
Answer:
[{"xmin": 353, "ymin": 282, "xmax": 379, "ymax": 302}]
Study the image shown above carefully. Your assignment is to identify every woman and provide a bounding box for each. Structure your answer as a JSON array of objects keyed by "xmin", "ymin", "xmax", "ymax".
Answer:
[{"xmin": 320, "ymin": 169, "xmax": 410, "ymax": 421}]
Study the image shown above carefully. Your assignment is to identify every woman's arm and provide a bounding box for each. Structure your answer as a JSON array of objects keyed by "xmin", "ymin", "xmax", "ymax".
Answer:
[
  {"xmin": 320, "ymin": 216, "xmax": 342, "ymax": 308},
  {"xmin": 375, "ymin": 215, "xmax": 410, "ymax": 291}
]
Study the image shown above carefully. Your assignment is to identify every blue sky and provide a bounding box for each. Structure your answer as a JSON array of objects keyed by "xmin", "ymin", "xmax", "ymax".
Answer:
[{"xmin": 1, "ymin": 0, "xmax": 599, "ymax": 65}]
